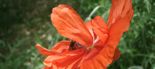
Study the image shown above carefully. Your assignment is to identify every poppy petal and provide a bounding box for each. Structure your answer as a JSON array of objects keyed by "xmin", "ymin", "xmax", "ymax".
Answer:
[
  {"xmin": 80, "ymin": 60, "xmax": 95, "ymax": 69},
  {"xmin": 108, "ymin": 0, "xmax": 133, "ymax": 27},
  {"xmin": 85, "ymin": 21, "xmax": 94, "ymax": 39},
  {"xmin": 105, "ymin": 0, "xmax": 133, "ymax": 64},
  {"xmin": 51, "ymin": 40, "xmax": 70, "ymax": 53},
  {"xmin": 113, "ymin": 48, "xmax": 121, "ymax": 61},
  {"xmin": 51, "ymin": 4, "xmax": 93, "ymax": 47},
  {"xmin": 53, "ymin": 49, "xmax": 85, "ymax": 67},
  {"xmin": 80, "ymin": 47, "xmax": 107, "ymax": 69},
  {"xmin": 92, "ymin": 59, "xmax": 105, "ymax": 69},
  {"xmin": 91, "ymin": 16, "xmax": 108, "ymax": 44},
  {"xmin": 94, "ymin": 54, "xmax": 110, "ymax": 68},
  {"xmin": 106, "ymin": 6, "xmax": 133, "ymax": 61},
  {"xmin": 35, "ymin": 44, "xmax": 58, "ymax": 56},
  {"xmin": 44, "ymin": 48, "xmax": 85, "ymax": 69},
  {"xmin": 92, "ymin": 45, "xmax": 120, "ymax": 68},
  {"xmin": 66, "ymin": 57, "xmax": 82, "ymax": 69},
  {"xmin": 36, "ymin": 41, "xmax": 70, "ymax": 56}
]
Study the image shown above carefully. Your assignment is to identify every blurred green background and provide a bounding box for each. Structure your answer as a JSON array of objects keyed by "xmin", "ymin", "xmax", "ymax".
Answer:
[{"xmin": 0, "ymin": 0, "xmax": 155, "ymax": 69}]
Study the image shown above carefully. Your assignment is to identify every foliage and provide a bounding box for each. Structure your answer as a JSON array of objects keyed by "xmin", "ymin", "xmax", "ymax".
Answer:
[{"xmin": 0, "ymin": 0, "xmax": 155, "ymax": 69}]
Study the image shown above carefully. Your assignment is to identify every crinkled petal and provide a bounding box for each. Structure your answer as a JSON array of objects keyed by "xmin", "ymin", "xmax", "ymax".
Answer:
[
  {"xmin": 80, "ymin": 60, "xmax": 95, "ymax": 69},
  {"xmin": 44, "ymin": 48, "xmax": 86, "ymax": 69},
  {"xmin": 51, "ymin": 40, "xmax": 70, "ymax": 53},
  {"xmin": 85, "ymin": 21, "xmax": 94, "ymax": 39},
  {"xmin": 106, "ymin": 7, "xmax": 133, "ymax": 63},
  {"xmin": 35, "ymin": 44, "xmax": 58, "ymax": 56},
  {"xmin": 91, "ymin": 16, "xmax": 109, "ymax": 44},
  {"xmin": 81, "ymin": 42, "xmax": 120, "ymax": 68},
  {"xmin": 108, "ymin": 0, "xmax": 133, "ymax": 27},
  {"xmin": 88, "ymin": 46, "xmax": 120, "ymax": 68},
  {"xmin": 36, "ymin": 41, "xmax": 70, "ymax": 56},
  {"xmin": 104, "ymin": 0, "xmax": 133, "ymax": 65},
  {"xmin": 51, "ymin": 4, "xmax": 93, "ymax": 47}
]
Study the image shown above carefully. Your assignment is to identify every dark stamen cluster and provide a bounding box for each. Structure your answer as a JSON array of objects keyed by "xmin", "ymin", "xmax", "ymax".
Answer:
[
  {"xmin": 69, "ymin": 40, "xmax": 76, "ymax": 50},
  {"xmin": 69, "ymin": 40, "xmax": 83, "ymax": 50}
]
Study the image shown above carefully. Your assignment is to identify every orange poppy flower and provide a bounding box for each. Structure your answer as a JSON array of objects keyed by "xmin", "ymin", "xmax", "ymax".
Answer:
[{"xmin": 36, "ymin": 0, "xmax": 133, "ymax": 69}]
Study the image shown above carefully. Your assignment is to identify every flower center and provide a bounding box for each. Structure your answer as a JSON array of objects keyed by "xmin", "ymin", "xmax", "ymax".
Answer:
[
  {"xmin": 69, "ymin": 40, "xmax": 76, "ymax": 50},
  {"xmin": 69, "ymin": 40, "xmax": 95, "ymax": 51},
  {"xmin": 69, "ymin": 40, "xmax": 85, "ymax": 50}
]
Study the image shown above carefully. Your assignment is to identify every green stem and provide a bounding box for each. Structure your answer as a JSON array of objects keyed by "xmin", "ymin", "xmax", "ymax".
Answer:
[{"xmin": 85, "ymin": 5, "xmax": 100, "ymax": 21}]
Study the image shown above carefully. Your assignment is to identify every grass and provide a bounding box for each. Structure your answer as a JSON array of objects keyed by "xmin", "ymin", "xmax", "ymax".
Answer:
[{"xmin": 0, "ymin": 0, "xmax": 155, "ymax": 69}]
